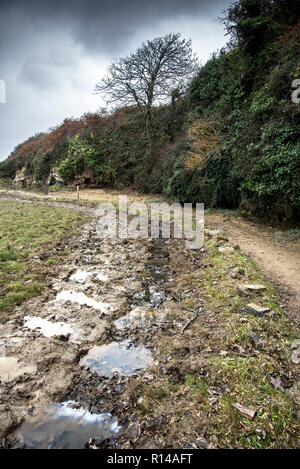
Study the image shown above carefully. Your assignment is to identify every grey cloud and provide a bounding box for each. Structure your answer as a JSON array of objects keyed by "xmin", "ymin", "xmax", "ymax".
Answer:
[{"xmin": 1, "ymin": 0, "xmax": 230, "ymax": 54}]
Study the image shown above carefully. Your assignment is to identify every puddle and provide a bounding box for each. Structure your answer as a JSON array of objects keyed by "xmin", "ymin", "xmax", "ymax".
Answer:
[
  {"xmin": 18, "ymin": 401, "xmax": 121, "ymax": 449},
  {"xmin": 69, "ymin": 269, "xmax": 91, "ymax": 283},
  {"xmin": 24, "ymin": 316, "xmax": 79, "ymax": 341},
  {"xmin": 56, "ymin": 290, "xmax": 111, "ymax": 313},
  {"xmin": 96, "ymin": 272, "xmax": 108, "ymax": 282},
  {"xmin": 80, "ymin": 340, "xmax": 153, "ymax": 377},
  {"xmin": 148, "ymin": 286, "xmax": 166, "ymax": 306},
  {"xmin": 133, "ymin": 287, "xmax": 165, "ymax": 306},
  {"xmin": 138, "ymin": 271, "xmax": 165, "ymax": 281},
  {"xmin": 70, "ymin": 269, "xmax": 108, "ymax": 283},
  {"xmin": 114, "ymin": 307, "xmax": 157, "ymax": 330},
  {"xmin": 113, "ymin": 284, "xmax": 126, "ymax": 292},
  {"xmin": 0, "ymin": 357, "xmax": 36, "ymax": 383}
]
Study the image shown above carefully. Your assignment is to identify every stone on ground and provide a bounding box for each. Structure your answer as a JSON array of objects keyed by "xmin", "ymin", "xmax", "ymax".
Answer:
[{"xmin": 244, "ymin": 303, "xmax": 271, "ymax": 317}]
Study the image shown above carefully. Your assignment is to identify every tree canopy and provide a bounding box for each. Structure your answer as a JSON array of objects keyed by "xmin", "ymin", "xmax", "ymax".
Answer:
[{"xmin": 95, "ymin": 33, "xmax": 199, "ymax": 125}]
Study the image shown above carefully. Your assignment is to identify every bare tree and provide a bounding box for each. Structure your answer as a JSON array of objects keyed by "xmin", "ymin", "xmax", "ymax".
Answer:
[{"xmin": 95, "ymin": 33, "xmax": 199, "ymax": 127}]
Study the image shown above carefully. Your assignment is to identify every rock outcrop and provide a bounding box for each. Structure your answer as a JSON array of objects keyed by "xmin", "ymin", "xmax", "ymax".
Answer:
[
  {"xmin": 12, "ymin": 167, "xmax": 32, "ymax": 189},
  {"xmin": 73, "ymin": 168, "xmax": 99, "ymax": 188},
  {"xmin": 47, "ymin": 167, "xmax": 64, "ymax": 187}
]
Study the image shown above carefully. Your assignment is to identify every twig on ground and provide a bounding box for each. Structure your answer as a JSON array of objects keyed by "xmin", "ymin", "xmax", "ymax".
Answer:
[
  {"xmin": 181, "ymin": 307, "xmax": 202, "ymax": 333},
  {"xmin": 172, "ymin": 295, "xmax": 196, "ymax": 313}
]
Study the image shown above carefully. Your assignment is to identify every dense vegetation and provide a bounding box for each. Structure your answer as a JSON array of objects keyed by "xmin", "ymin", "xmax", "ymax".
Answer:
[{"xmin": 1, "ymin": 0, "xmax": 299, "ymax": 221}]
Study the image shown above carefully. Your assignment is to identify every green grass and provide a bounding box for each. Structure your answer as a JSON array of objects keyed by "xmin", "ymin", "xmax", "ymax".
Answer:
[
  {"xmin": 209, "ymin": 356, "xmax": 298, "ymax": 448},
  {"xmin": 184, "ymin": 374, "xmax": 209, "ymax": 402},
  {"xmin": 0, "ymin": 200, "xmax": 88, "ymax": 321},
  {"xmin": 200, "ymin": 232, "xmax": 299, "ymax": 448},
  {"xmin": 145, "ymin": 228, "xmax": 299, "ymax": 448}
]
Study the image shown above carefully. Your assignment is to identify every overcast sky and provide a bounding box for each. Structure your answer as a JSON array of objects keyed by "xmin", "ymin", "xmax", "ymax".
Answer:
[{"xmin": 0, "ymin": 0, "xmax": 231, "ymax": 161}]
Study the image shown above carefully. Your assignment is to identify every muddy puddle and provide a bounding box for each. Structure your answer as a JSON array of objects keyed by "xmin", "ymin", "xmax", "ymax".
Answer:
[
  {"xmin": 56, "ymin": 290, "xmax": 111, "ymax": 313},
  {"xmin": 138, "ymin": 271, "xmax": 165, "ymax": 281},
  {"xmin": 69, "ymin": 269, "xmax": 92, "ymax": 283},
  {"xmin": 80, "ymin": 340, "xmax": 153, "ymax": 378},
  {"xmin": 132, "ymin": 286, "xmax": 165, "ymax": 306},
  {"xmin": 96, "ymin": 272, "xmax": 109, "ymax": 282},
  {"xmin": 0, "ymin": 340, "xmax": 5, "ymax": 357},
  {"xmin": 114, "ymin": 307, "xmax": 156, "ymax": 329},
  {"xmin": 69, "ymin": 269, "xmax": 108, "ymax": 283},
  {"xmin": 0, "ymin": 357, "xmax": 36, "ymax": 383},
  {"xmin": 17, "ymin": 402, "xmax": 121, "ymax": 449},
  {"xmin": 137, "ymin": 242, "xmax": 170, "ymax": 283},
  {"xmin": 24, "ymin": 315, "xmax": 79, "ymax": 341}
]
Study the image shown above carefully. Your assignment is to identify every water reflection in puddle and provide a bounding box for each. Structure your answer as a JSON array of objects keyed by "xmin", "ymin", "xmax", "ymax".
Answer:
[
  {"xmin": 0, "ymin": 340, "xmax": 5, "ymax": 357},
  {"xmin": 24, "ymin": 316, "xmax": 79, "ymax": 341},
  {"xmin": 138, "ymin": 271, "xmax": 165, "ymax": 281},
  {"xmin": 80, "ymin": 341, "xmax": 153, "ymax": 378},
  {"xmin": 56, "ymin": 290, "xmax": 111, "ymax": 313},
  {"xmin": 0, "ymin": 357, "xmax": 36, "ymax": 382},
  {"xmin": 70, "ymin": 269, "xmax": 108, "ymax": 283},
  {"xmin": 19, "ymin": 401, "xmax": 121, "ymax": 449},
  {"xmin": 96, "ymin": 272, "xmax": 108, "ymax": 282},
  {"xmin": 114, "ymin": 308, "xmax": 157, "ymax": 330},
  {"xmin": 69, "ymin": 270, "xmax": 90, "ymax": 283}
]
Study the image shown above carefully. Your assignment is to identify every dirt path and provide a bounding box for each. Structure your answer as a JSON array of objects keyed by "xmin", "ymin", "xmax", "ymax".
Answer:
[
  {"xmin": 0, "ymin": 191, "xmax": 299, "ymax": 449},
  {"xmin": 206, "ymin": 212, "xmax": 300, "ymax": 323}
]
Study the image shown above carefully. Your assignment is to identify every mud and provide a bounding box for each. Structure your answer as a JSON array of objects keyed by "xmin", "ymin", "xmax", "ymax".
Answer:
[{"xmin": 0, "ymin": 204, "xmax": 176, "ymax": 448}]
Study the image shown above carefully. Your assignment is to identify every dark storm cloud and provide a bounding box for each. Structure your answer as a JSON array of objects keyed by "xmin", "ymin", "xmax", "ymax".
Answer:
[
  {"xmin": 67, "ymin": 0, "xmax": 229, "ymax": 54},
  {"xmin": 0, "ymin": 0, "xmax": 231, "ymax": 161},
  {"xmin": 0, "ymin": 0, "xmax": 229, "ymax": 54}
]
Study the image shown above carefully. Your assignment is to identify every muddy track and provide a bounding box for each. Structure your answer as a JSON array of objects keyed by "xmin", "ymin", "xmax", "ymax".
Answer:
[
  {"xmin": 0, "ymin": 191, "xmax": 90, "ymax": 213},
  {"xmin": 0, "ymin": 201, "xmax": 187, "ymax": 448},
  {"xmin": 1, "ymin": 193, "xmax": 299, "ymax": 449}
]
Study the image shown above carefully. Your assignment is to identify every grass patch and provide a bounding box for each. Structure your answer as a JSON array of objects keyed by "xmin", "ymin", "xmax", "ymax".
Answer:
[
  {"xmin": 209, "ymin": 356, "xmax": 298, "ymax": 448},
  {"xmin": 184, "ymin": 374, "xmax": 209, "ymax": 402},
  {"xmin": 0, "ymin": 200, "xmax": 88, "ymax": 321},
  {"xmin": 197, "ymin": 232, "xmax": 299, "ymax": 447}
]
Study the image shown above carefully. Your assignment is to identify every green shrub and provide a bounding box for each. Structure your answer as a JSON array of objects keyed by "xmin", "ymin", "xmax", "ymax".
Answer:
[
  {"xmin": 249, "ymin": 85, "xmax": 275, "ymax": 117},
  {"xmin": 59, "ymin": 135, "xmax": 86, "ymax": 182},
  {"xmin": 33, "ymin": 153, "xmax": 52, "ymax": 180}
]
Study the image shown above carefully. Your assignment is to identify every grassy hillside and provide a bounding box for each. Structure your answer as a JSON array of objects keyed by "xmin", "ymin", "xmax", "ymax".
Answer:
[{"xmin": 1, "ymin": 0, "xmax": 299, "ymax": 222}]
